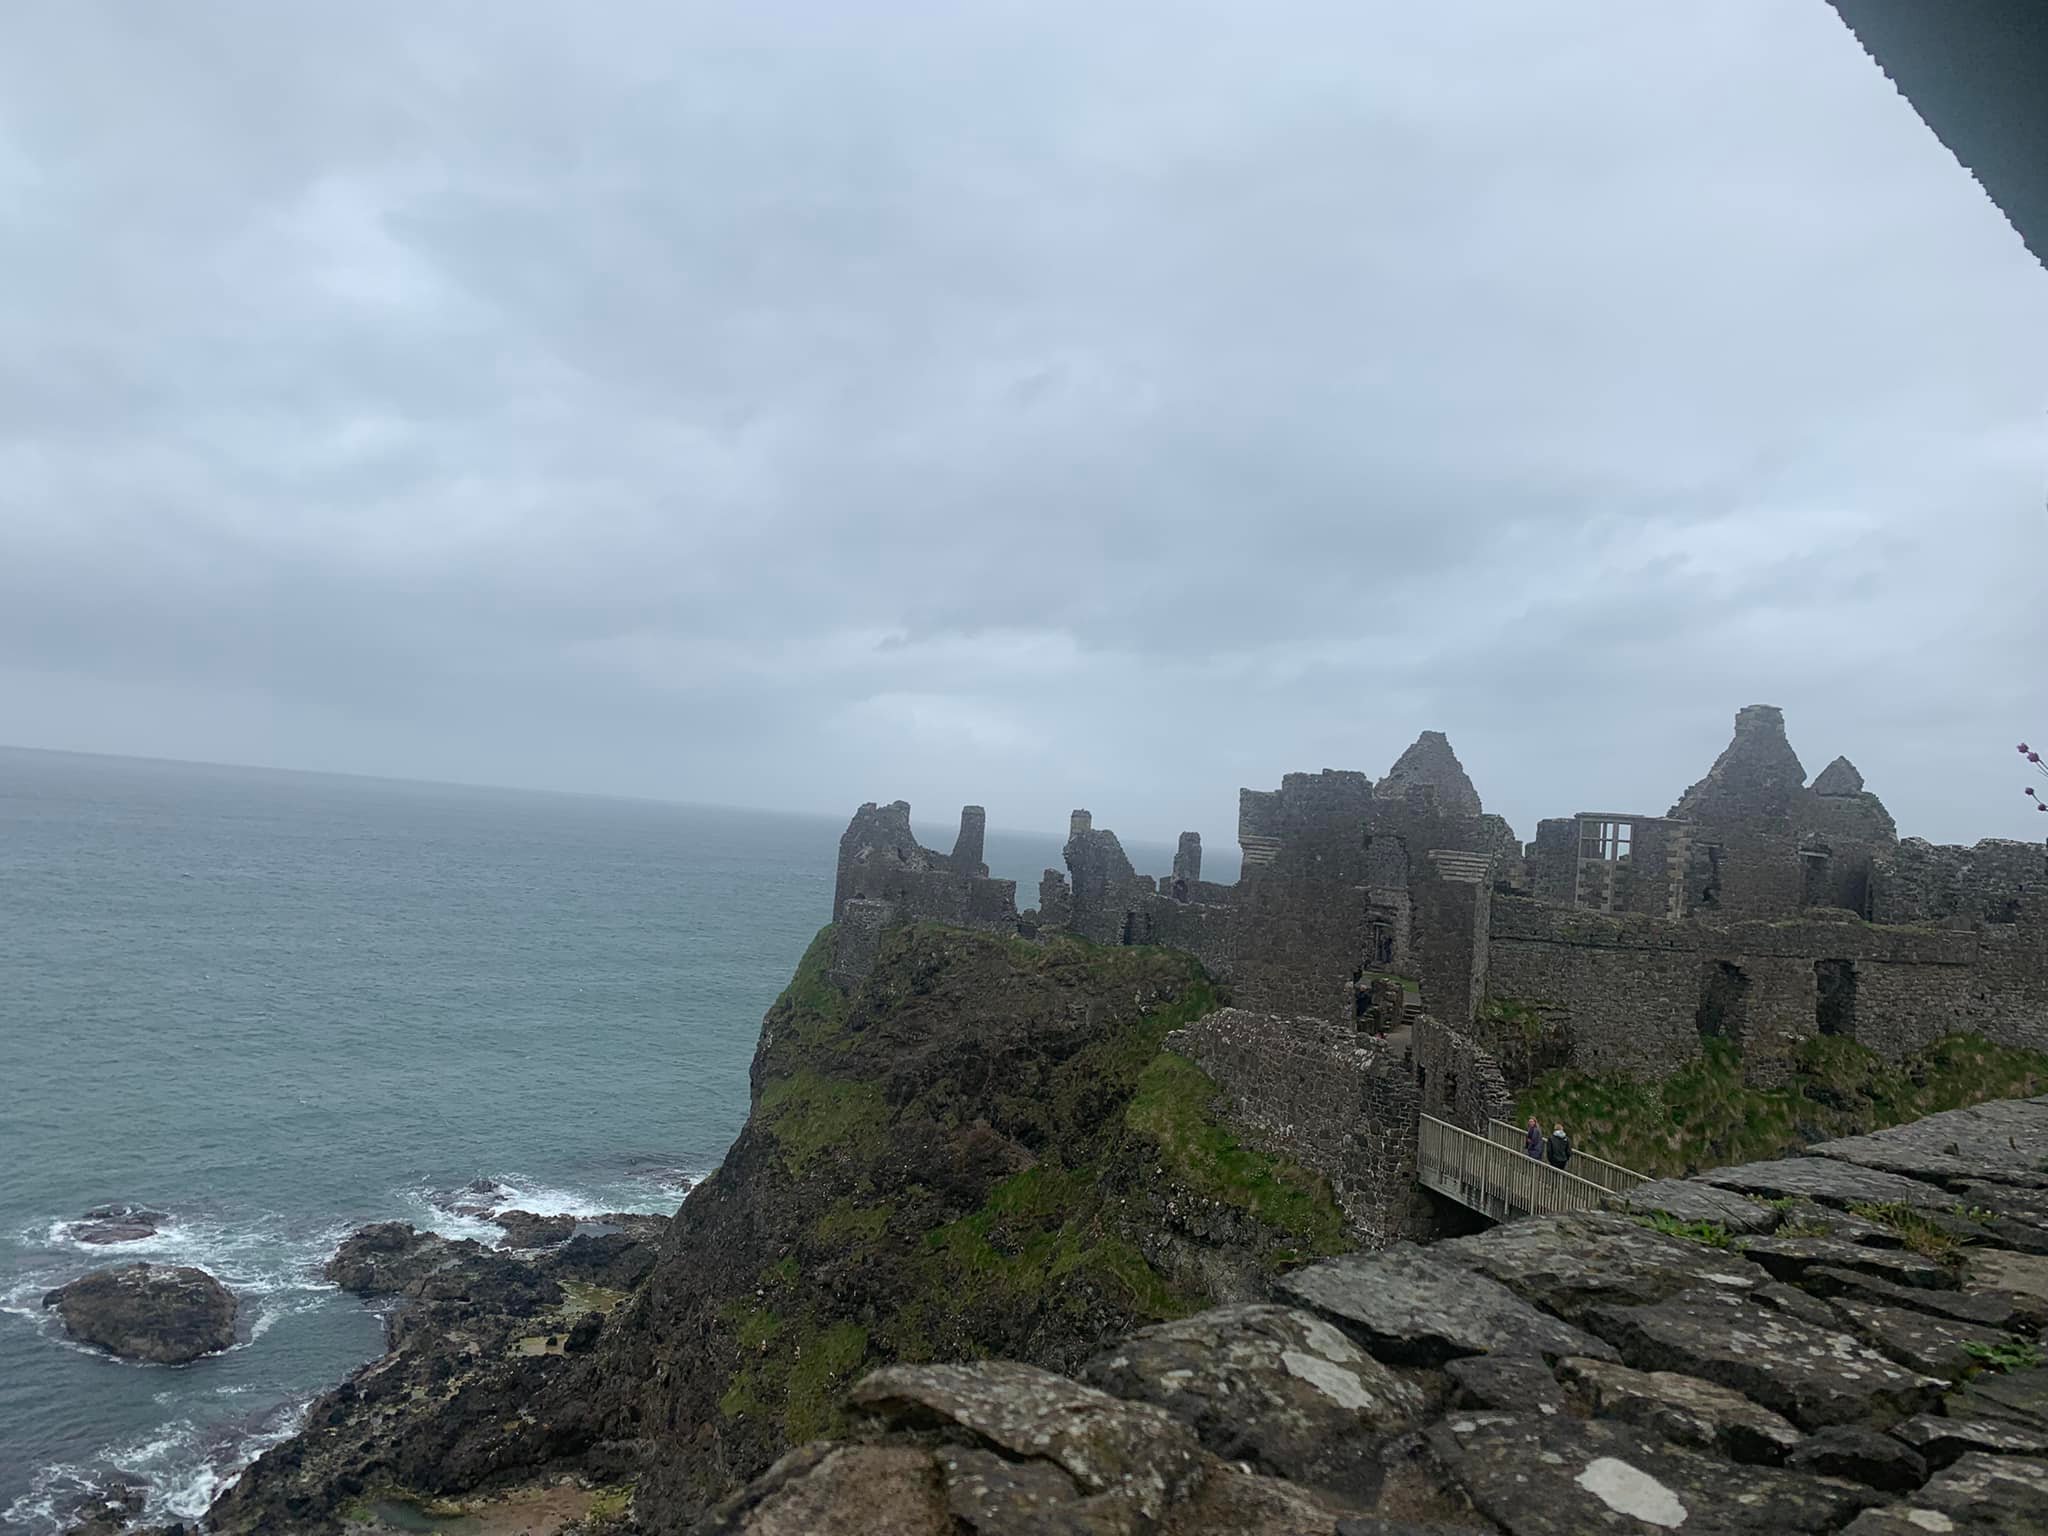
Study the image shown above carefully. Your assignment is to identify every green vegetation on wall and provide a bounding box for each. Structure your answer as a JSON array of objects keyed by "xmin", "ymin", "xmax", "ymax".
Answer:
[{"xmin": 1520, "ymin": 1033, "xmax": 2048, "ymax": 1179}]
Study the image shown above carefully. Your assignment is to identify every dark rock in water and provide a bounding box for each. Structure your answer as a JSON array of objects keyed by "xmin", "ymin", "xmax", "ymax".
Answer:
[
  {"xmin": 1278, "ymin": 1244, "xmax": 1620, "ymax": 1366},
  {"xmin": 43, "ymin": 1263, "xmax": 237, "ymax": 1363},
  {"xmin": 69, "ymin": 1203, "xmax": 170, "ymax": 1245},
  {"xmin": 327, "ymin": 1222, "xmax": 481, "ymax": 1295},
  {"xmin": 1080, "ymin": 1302, "xmax": 1428, "ymax": 1498},
  {"xmin": 1423, "ymin": 1411, "xmax": 1883, "ymax": 1534},
  {"xmin": 492, "ymin": 1210, "xmax": 577, "ymax": 1249},
  {"xmin": 1841, "ymin": 1451, "xmax": 2048, "ymax": 1534},
  {"xmin": 1784, "ymin": 1424, "xmax": 1927, "ymax": 1492},
  {"xmin": 50, "ymin": 1475, "xmax": 148, "ymax": 1535},
  {"xmin": 327, "ymin": 1222, "xmax": 559, "ymax": 1313}
]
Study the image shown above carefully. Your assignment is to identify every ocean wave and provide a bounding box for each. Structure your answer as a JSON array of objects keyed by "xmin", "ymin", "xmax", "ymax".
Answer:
[
  {"xmin": 2, "ymin": 1397, "xmax": 309, "ymax": 1535},
  {"xmin": 406, "ymin": 1164, "xmax": 701, "ymax": 1241}
]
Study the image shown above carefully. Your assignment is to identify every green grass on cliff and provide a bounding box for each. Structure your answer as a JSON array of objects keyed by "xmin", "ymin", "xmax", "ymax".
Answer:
[
  {"xmin": 1126, "ymin": 1052, "xmax": 1351, "ymax": 1257},
  {"xmin": 718, "ymin": 923, "xmax": 1352, "ymax": 1450},
  {"xmin": 1519, "ymin": 1033, "xmax": 2048, "ymax": 1179}
]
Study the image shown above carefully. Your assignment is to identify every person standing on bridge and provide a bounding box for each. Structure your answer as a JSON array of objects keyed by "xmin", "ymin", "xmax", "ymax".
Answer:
[
  {"xmin": 1548, "ymin": 1123, "xmax": 1572, "ymax": 1170},
  {"xmin": 1523, "ymin": 1116, "xmax": 1544, "ymax": 1160}
]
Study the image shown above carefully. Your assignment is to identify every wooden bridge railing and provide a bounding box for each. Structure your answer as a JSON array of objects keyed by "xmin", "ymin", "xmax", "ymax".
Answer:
[
  {"xmin": 1484, "ymin": 1119, "xmax": 1651, "ymax": 1201},
  {"xmin": 1416, "ymin": 1114, "xmax": 1639, "ymax": 1222}
]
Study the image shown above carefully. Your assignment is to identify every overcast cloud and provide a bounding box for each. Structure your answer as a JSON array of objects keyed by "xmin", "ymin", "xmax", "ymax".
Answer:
[{"xmin": 2, "ymin": 1, "xmax": 2044, "ymax": 849}]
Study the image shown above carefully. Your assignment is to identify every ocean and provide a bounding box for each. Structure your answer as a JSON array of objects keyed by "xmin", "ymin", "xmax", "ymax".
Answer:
[{"xmin": 0, "ymin": 747, "xmax": 1213, "ymax": 1530}]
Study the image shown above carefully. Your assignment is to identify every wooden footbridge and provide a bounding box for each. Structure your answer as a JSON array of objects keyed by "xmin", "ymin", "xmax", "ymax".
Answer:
[{"xmin": 1416, "ymin": 1115, "xmax": 1651, "ymax": 1221}]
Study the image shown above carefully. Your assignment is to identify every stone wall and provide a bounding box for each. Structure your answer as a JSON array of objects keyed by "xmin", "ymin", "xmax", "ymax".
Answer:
[
  {"xmin": 1485, "ymin": 897, "xmax": 1706, "ymax": 1080},
  {"xmin": 1871, "ymin": 836, "xmax": 2048, "ymax": 925},
  {"xmin": 1163, "ymin": 1009, "xmax": 1426, "ymax": 1246},
  {"xmin": 831, "ymin": 801, "xmax": 1018, "ymax": 984},
  {"xmin": 1063, "ymin": 819, "xmax": 1155, "ymax": 946},
  {"xmin": 1414, "ymin": 870, "xmax": 1489, "ymax": 1025},
  {"xmin": 1411, "ymin": 1014, "xmax": 1515, "ymax": 1131},
  {"xmin": 829, "ymin": 898, "xmax": 894, "ymax": 987}
]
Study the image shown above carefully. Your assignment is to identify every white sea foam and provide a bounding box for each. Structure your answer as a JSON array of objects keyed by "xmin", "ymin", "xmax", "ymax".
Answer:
[
  {"xmin": 406, "ymin": 1165, "xmax": 702, "ymax": 1242},
  {"xmin": 4, "ymin": 1399, "xmax": 315, "ymax": 1534}
]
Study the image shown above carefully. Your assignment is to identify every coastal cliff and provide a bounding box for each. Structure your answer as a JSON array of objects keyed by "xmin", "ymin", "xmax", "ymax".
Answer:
[
  {"xmin": 210, "ymin": 924, "xmax": 1353, "ymax": 1533},
  {"xmin": 203, "ymin": 920, "xmax": 2048, "ymax": 1536}
]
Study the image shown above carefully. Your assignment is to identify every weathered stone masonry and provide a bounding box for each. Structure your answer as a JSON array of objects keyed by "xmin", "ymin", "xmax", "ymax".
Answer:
[{"xmin": 829, "ymin": 705, "xmax": 2048, "ymax": 1166}]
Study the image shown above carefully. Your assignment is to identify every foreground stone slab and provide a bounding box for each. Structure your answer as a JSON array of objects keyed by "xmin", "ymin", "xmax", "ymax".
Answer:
[
  {"xmin": 1841, "ymin": 1452, "xmax": 2048, "ymax": 1535},
  {"xmin": 1783, "ymin": 1425, "xmax": 1928, "ymax": 1493},
  {"xmin": 1967, "ymin": 1249, "xmax": 2048, "ymax": 1305},
  {"xmin": 1697, "ymin": 1158, "xmax": 1953, "ymax": 1212},
  {"xmin": 1436, "ymin": 1212, "xmax": 1767, "ymax": 1324},
  {"xmin": 1815, "ymin": 1097, "xmax": 2048, "ymax": 1187},
  {"xmin": 1827, "ymin": 1296, "xmax": 2022, "ymax": 1378},
  {"xmin": 1804, "ymin": 1265, "xmax": 2048, "ymax": 1331},
  {"xmin": 697, "ymin": 1443, "xmax": 952, "ymax": 1536},
  {"xmin": 850, "ymin": 1362, "xmax": 1204, "ymax": 1526},
  {"xmin": 1621, "ymin": 1180, "xmax": 1779, "ymax": 1235},
  {"xmin": 1946, "ymin": 1363, "xmax": 2048, "ymax": 1434},
  {"xmin": 1080, "ymin": 1303, "xmax": 1426, "ymax": 1498},
  {"xmin": 1739, "ymin": 1235, "xmax": 1952, "ymax": 1292},
  {"xmin": 1424, "ymin": 1410, "xmax": 1879, "ymax": 1535},
  {"xmin": 1557, "ymin": 1356, "xmax": 1803, "ymax": 1465},
  {"xmin": 1892, "ymin": 1411, "xmax": 2048, "ymax": 1468},
  {"xmin": 1585, "ymin": 1287, "xmax": 1944, "ymax": 1430},
  {"xmin": 1277, "ymin": 1245, "xmax": 1618, "ymax": 1366},
  {"xmin": 1444, "ymin": 1353, "xmax": 1572, "ymax": 1416},
  {"xmin": 42, "ymin": 1263, "xmax": 237, "ymax": 1364}
]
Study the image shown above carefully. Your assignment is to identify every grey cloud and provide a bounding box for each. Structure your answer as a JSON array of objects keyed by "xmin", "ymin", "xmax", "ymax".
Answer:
[{"xmin": 1, "ymin": 0, "xmax": 2043, "ymax": 849}]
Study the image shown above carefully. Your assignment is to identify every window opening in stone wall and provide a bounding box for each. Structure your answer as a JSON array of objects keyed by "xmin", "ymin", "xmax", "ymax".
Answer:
[
  {"xmin": 1442, "ymin": 1069, "xmax": 1458, "ymax": 1111},
  {"xmin": 1119, "ymin": 910, "xmax": 1140, "ymax": 945},
  {"xmin": 1697, "ymin": 960, "xmax": 1750, "ymax": 1046},
  {"xmin": 1579, "ymin": 819, "xmax": 1632, "ymax": 862},
  {"xmin": 1815, "ymin": 959, "xmax": 1856, "ymax": 1038}
]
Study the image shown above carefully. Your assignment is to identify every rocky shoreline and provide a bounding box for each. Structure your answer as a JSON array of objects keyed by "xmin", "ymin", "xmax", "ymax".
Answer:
[{"xmin": 48, "ymin": 921, "xmax": 2044, "ymax": 1536}]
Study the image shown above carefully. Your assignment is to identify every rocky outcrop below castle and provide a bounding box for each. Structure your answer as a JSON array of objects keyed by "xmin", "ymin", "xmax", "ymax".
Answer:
[
  {"xmin": 701, "ymin": 1094, "xmax": 2048, "ymax": 1535},
  {"xmin": 205, "ymin": 925, "xmax": 1354, "ymax": 1535},
  {"xmin": 196, "ymin": 924, "xmax": 2048, "ymax": 1536},
  {"xmin": 44, "ymin": 1263, "xmax": 238, "ymax": 1365}
]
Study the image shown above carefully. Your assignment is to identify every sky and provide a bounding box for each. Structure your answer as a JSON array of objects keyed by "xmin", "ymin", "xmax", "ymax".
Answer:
[{"xmin": 2, "ymin": 1, "xmax": 2044, "ymax": 850}]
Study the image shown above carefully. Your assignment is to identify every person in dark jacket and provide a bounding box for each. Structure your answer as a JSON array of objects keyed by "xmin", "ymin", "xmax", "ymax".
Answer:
[
  {"xmin": 1523, "ymin": 1116, "xmax": 1544, "ymax": 1160},
  {"xmin": 1548, "ymin": 1124, "xmax": 1572, "ymax": 1169}
]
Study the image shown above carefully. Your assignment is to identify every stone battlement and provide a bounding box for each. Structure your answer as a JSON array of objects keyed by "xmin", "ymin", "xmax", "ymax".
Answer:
[{"xmin": 830, "ymin": 707, "xmax": 2048, "ymax": 1081}]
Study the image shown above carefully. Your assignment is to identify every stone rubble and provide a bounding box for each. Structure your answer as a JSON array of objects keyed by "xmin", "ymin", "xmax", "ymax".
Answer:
[{"xmin": 704, "ymin": 1096, "xmax": 2048, "ymax": 1536}]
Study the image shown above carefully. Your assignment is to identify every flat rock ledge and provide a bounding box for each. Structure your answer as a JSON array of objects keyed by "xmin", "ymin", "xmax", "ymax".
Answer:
[
  {"xmin": 701, "ymin": 1096, "xmax": 2048, "ymax": 1535},
  {"xmin": 43, "ymin": 1263, "xmax": 237, "ymax": 1364}
]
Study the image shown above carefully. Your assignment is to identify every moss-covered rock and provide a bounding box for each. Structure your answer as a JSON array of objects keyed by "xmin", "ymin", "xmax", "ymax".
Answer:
[{"xmin": 594, "ymin": 922, "xmax": 1344, "ymax": 1532}]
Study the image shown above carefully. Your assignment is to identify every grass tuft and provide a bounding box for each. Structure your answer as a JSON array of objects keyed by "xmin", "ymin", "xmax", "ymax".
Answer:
[
  {"xmin": 1634, "ymin": 1211, "xmax": 1733, "ymax": 1249},
  {"xmin": 1519, "ymin": 1034, "xmax": 2048, "ymax": 1179}
]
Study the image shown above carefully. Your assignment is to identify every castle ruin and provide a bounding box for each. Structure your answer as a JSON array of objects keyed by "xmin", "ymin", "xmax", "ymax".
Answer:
[{"xmin": 828, "ymin": 704, "xmax": 2048, "ymax": 1240}]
